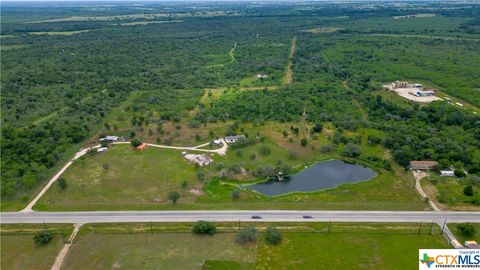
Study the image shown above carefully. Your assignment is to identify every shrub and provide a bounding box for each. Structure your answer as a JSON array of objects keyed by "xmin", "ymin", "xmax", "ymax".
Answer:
[
  {"xmin": 192, "ymin": 221, "xmax": 216, "ymax": 235},
  {"xmin": 229, "ymin": 164, "xmax": 242, "ymax": 174},
  {"xmin": 457, "ymin": 223, "xmax": 476, "ymax": 237},
  {"xmin": 236, "ymin": 227, "xmax": 258, "ymax": 244},
  {"xmin": 320, "ymin": 144, "xmax": 336, "ymax": 153},
  {"xmin": 265, "ymin": 227, "xmax": 282, "ymax": 245},
  {"xmin": 463, "ymin": 185, "xmax": 474, "ymax": 197},
  {"xmin": 300, "ymin": 138, "xmax": 307, "ymax": 147},
  {"xmin": 130, "ymin": 138, "xmax": 142, "ymax": 148},
  {"xmin": 33, "ymin": 230, "xmax": 53, "ymax": 246},
  {"xmin": 231, "ymin": 189, "xmax": 240, "ymax": 199},
  {"xmin": 341, "ymin": 143, "xmax": 361, "ymax": 157},
  {"xmin": 196, "ymin": 172, "xmax": 206, "ymax": 181},
  {"xmin": 258, "ymin": 146, "xmax": 271, "ymax": 156},
  {"xmin": 288, "ymin": 150, "xmax": 298, "ymax": 160},
  {"xmin": 311, "ymin": 123, "xmax": 323, "ymax": 133},
  {"xmin": 455, "ymin": 169, "xmax": 467, "ymax": 178},
  {"xmin": 57, "ymin": 178, "xmax": 68, "ymax": 191},
  {"xmin": 102, "ymin": 163, "xmax": 110, "ymax": 170},
  {"xmin": 181, "ymin": 181, "xmax": 188, "ymax": 189}
]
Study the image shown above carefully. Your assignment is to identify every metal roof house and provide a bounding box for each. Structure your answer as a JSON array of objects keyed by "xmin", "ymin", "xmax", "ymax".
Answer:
[
  {"xmin": 409, "ymin": 161, "xmax": 438, "ymax": 170},
  {"xmin": 225, "ymin": 135, "xmax": 246, "ymax": 144}
]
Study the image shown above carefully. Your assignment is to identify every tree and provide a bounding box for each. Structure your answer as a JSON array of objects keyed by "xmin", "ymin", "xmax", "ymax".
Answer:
[
  {"xmin": 265, "ymin": 227, "xmax": 282, "ymax": 245},
  {"xmin": 192, "ymin": 221, "xmax": 216, "ymax": 235},
  {"xmin": 168, "ymin": 191, "xmax": 180, "ymax": 204},
  {"xmin": 33, "ymin": 230, "xmax": 53, "ymax": 246},
  {"xmin": 130, "ymin": 138, "xmax": 142, "ymax": 148},
  {"xmin": 463, "ymin": 185, "xmax": 474, "ymax": 197},
  {"xmin": 457, "ymin": 223, "xmax": 476, "ymax": 237},
  {"xmin": 57, "ymin": 178, "xmax": 67, "ymax": 191},
  {"xmin": 341, "ymin": 143, "xmax": 361, "ymax": 157},
  {"xmin": 311, "ymin": 123, "xmax": 323, "ymax": 133},
  {"xmin": 236, "ymin": 227, "xmax": 258, "ymax": 244}
]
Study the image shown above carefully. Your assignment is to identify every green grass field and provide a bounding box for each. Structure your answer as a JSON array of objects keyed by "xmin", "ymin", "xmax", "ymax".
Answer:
[
  {"xmin": 257, "ymin": 232, "xmax": 448, "ymax": 270},
  {"xmin": 63, "ymin": 233, "xmax": 256, "ymax": 270},
  {"xmin": 1, "ymin": 222, "xmax": 448, "ymax": 270},
  {"xmin": 0, "ymin": 224, "xmax": 72, "ymax": 270}
]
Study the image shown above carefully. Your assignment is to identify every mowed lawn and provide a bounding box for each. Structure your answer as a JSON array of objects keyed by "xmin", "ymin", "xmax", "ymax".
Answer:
[
  {"xmin": 256, "ymin": 232, "xmax": 449, "ymax": 270},
  {"xmin": 62, "ymin": 233, "xmax": 256, "ymax": 270},
  {"xmin": 36, "ymin": 144, "xmax": 204, "ymax": 208}
]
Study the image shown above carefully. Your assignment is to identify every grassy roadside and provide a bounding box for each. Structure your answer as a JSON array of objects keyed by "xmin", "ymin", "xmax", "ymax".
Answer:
[
  {"xmin": 2, "ymin": 222, "xmax": 449, "ymax": 270},
  {"xmin": 0, "ymin": 224, "xmax": 73, "ymax": 270}
]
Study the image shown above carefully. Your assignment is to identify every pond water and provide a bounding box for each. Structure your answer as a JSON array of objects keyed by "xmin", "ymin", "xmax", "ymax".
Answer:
[{"xmin": 249, "ymin": 160, "xmax": 376, "ymax": 196}]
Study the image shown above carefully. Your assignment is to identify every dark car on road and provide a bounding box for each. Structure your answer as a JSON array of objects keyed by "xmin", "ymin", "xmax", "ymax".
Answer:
[
  {"xmin": 302, "ymin": 215, "xmax": 314, "ymax": 219},
  {"xmin": 251, "ymin": 215, "xmax": 262, "ymax": 219}
]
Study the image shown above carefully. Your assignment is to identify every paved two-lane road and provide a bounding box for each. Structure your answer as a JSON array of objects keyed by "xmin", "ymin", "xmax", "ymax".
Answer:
[{"xmin": 2, "ymin": 210, "xmax": 479, "ymax": 224}]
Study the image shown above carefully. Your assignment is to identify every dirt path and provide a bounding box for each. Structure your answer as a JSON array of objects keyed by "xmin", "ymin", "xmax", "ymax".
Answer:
[
  {"xmin": 21, "ymin": 146, "xmax": 100, "ymax": 212},
  {"xmin": 283, "ymin": 36, "xmax": 296, "ymax": 85},
  {"xmin": 113, "ymin": 138, "xmax": 228, "ymax": 155},
  {"xmin": 51, "ymin": 224, "xmax": 82, "ymax": 270},
  {"xmin": 412, "ymin": 171, "xmax": 440, "ymax": 211},
  {"xmin": 229, "ymin": 41, "xmax": 237, "ymax": 63}
]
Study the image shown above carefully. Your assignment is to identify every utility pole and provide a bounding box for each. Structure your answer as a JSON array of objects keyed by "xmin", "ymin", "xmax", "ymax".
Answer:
[
  {"xmin": 418, "ymin": 222, "xmax": 423, "ymax": 235},
  {"xmin": 429, "ymin": 221, "xmax": 434, "ymax": 235},
  {"xmin": 238, "ymin": 219, "xmax": 241, "ymax": 230},
  {"xmin": 150, "ymin": 221, "xmax": 153, "ymax": 234},
  {"xmin": 328, "ymin": 220, "xmax": 331, "ymax": 233},
  {"xmin": 441, "ymin": 219, "xmax": 447, "ymax": 235}
]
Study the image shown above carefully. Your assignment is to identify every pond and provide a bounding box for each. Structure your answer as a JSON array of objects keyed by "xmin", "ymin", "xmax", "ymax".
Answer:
[{"xmin": 249, "ymin": 160, "xmax": 376, "ymax": 196}]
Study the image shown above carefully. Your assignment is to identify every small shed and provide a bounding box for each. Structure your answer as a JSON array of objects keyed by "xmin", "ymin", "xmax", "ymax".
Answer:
[{"xmin": 136, "ymin": 143, "xmax": 148, "ymax": 151}]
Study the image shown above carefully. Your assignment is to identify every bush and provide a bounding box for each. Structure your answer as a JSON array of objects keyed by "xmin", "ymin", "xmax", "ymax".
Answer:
[
  {"xmin": 288, "ymin": 150, "xmax": 298, "ymax": 160},
  {"xmin": 33, "ymin": 230, "xmax": 53, "ymax": 246},
  {"xmin": 463, "ymin": 185, "xmax": 474, "ymax": 196},
  {"xmin": 311, "ymin": 123, "xmax": 323, "ymax": 133},
  {"xmin": 300, "ymin": 138, "xmax": 307, "ymax": 147},
  {"xmin": 265, "ymin": 227, "xmax": 282, "ymax": 245},
  {"xmin": 457, "ymin": 223, "xmax": 476, "ymax": 237},
  {"xmin": 258, "ymin": 146, "xmax": 271, "ymax": 156},
  {"xmin": 192, "ymin": 221, "xmax": 216, "ymax": 235},
  {"xmin": 231, "ymin": 189, "xmax": 240, "ymax": 199},
  {"xmin": 196, "ymin": 172, "xmax": 206, "ymax": 181},
  {"xmin": 320, "ymin": 144, "xmax": 336, "ymax": 153},
  {"xmin": 341, "ymin": 143, "xmax": 361, "ymax": 157},
  {"xmin": 236, "ymin": 227, "xmax": 258, "ymax": 244},
  {"xmin": 455, "ymin": 169, "xmax": 467, "ymax": 178},
  {"xmin": 57, "ymin": 178, "xmax": 68, "ymax": 191},
  {"xmin": 130, "ymin": 138, "xmax": 142, "ymax": 148}
]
